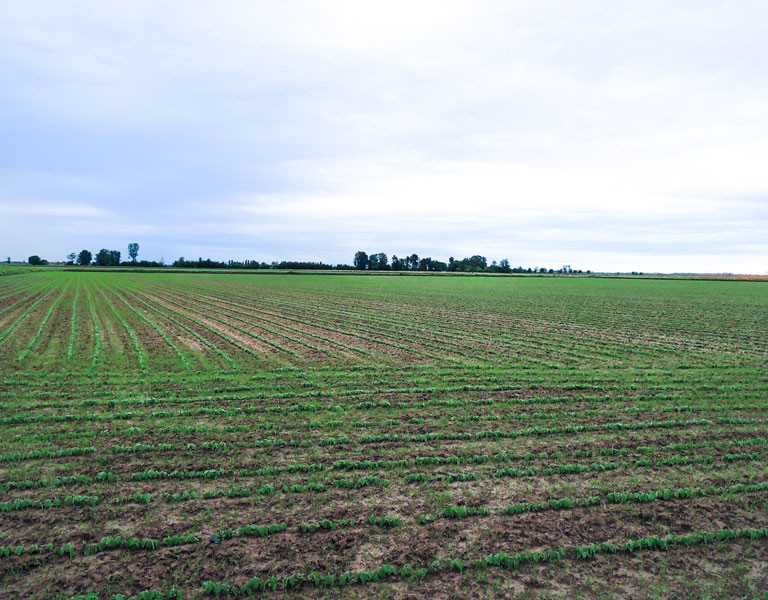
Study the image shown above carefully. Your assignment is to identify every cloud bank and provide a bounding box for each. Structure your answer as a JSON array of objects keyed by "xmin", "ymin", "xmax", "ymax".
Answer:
[{"xmin": 1, "ymin": 1, "xmax": 766, "ymax": 272}]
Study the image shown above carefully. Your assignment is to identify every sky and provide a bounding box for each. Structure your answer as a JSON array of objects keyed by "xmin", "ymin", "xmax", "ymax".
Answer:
[{"xmin": 1, "ymin": 1, "xmax": 767, "ymax": 273}]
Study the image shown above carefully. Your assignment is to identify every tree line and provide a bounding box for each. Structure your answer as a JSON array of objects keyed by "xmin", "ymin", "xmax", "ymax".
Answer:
[
  {"xmin": 171, "ymin": 257, "xmax": 349, "ymax": 270},
  {"xmin": 27, "ymin": 244, "xmax": 585, "ymax": 274},
  {"xmin": 354, "ymin": 251, "xmax": 585, "ymax": 274},
  {"xmin": 61, "ymin": 244, "xmax": 148, "ymax": 267}
]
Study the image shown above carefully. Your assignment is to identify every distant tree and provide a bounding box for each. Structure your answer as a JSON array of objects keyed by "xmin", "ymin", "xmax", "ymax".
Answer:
[
  {"xmin": 95, "ymin": 249, "xmax": 121, "ymax": 266},
  {"xmin": 408, "ymin": 254, "xmax": 419, "ymax": 270},
  {"xmin": 353, "ymin": 251, "xmax": 369, "ymax": 270},
  {"xmin": 369, "ymin": 252, "xmax": 388, "ymax": 270},
  {"xmin": 391, "ymin": 255, "xmax": 402, "ymax": 270},
  {"xmin": 95, "ymin": 249, "xmax": 111, "ymax": 266},
  {"xmin": 28, "ymin": 255, "xmax": 45, "ymax": 265},
  {"xmin": 499, "ymin": 259, "xmax": 511, "ymax": 273},
  {"xmin": 66, "ymin": 252, "xmax": 77, "ymax": 264},
  {"xmin": 77, "ymin": 250, "xmax": 92, "ymax": 265},
  {"xmin": 128, "ymin": 243, "xmax": 139, "ymax": 262},
  {"xmin": 449, "ymin": 255, "xmax": 487, "ymax": 272}
]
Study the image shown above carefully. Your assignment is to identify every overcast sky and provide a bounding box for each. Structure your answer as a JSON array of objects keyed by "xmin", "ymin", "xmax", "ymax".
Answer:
[{"xmin": 1, "ymin": 1, "xmax": 767, "ymax": 272}]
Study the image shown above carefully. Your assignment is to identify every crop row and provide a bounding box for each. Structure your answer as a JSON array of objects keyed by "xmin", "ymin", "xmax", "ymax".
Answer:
[
  {"xmin": 0, "ymin": 494, "xmax": 99, "ymax": 512},
  {"xmin": 199, "ymin": 526, "xmax": 768, "ymax": 596},
  {"xmin": 3, "ymin": 442, "xmax": 759, "ymax": 503}
]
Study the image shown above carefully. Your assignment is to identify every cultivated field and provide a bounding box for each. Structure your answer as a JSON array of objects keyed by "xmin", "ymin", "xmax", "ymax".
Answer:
[{"xmin": 1, "ymin": 271, "xmax": 767, "ymax": 599}]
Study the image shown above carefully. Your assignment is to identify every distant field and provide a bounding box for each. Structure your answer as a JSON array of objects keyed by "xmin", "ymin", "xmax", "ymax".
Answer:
[{"xmin": 1, "ymin": 271, "xmax": 767, "ymax": 599}]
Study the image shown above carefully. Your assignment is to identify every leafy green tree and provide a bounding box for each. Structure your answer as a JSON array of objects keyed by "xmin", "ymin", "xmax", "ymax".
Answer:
[
  {"xmin": 128, "ymin": 243, "xmax": 139, "ymax": 262},
  {"xmin": 94, "ymin": 249, "xmax": 121, "ymax": 266},
  {"xmin": 28, "ymin": 255, "xmax": 45, "ymax": 265},
  {"xmin": 369, "ymin": 252, "xmax": 388, "ymax": 270},
  {"xmin": 66, "ymin": 252, "xmax": 77, "ymax": 264},
  {"xmin": 95, "ymin": 249, "xmax": 111, "ymax": 266},
  {"xmin": 353, "ymin": 251, "xmax": 369, "ymax": 270},
  {"xmin": 77, "ymin": 250, "xmax": 92, "ymax": 265}
]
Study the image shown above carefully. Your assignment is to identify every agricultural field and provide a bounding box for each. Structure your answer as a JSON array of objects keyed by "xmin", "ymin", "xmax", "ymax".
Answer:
[{"xmin": 0, "ymin": 270, "xmax": 767, "ymax": 599}]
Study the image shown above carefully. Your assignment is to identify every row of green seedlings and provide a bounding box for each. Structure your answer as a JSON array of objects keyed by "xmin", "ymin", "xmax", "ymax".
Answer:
[
  {"xmin": 417, "ymin": 505, "xmax": 490, "ymax": 524},
  {"xmin": 244, "ymin": 417, "xmax": 724, "ymax": 450},
  {"xmin": 449, "ymin": 402, "xmax": 766, "ymax": 428},
  {"xmin": 2, "ymin": 442, "xmax": 746, "ymax": 506},
  {"xmin": 2, "ymin": 471, "xmax": 116, "ymax": 491},
  {"xmin": 85, "ymin": 287, "xmax": 102, "ymax": 368},
  {"xmin": 417, "ymin": 481, "xmax": 768, "ymax": 526},
  {"xmin": 113, "ymin": 492, "xmax": 152, "ymax": 505},
  {"xmin": 200, "ymin": 527, "xmax": 768, "ymax": 596},
  {"xmin": 1, "ymin": 469, "xmax": 361, "ymax": 507},
  {"xmin": 17, "ymin": 285, "xmax": 69, "ymax": 361},
  {"xmin": 494, "ymin": 451, "xmax": 763, "ymax": 480},
  {"xmin": 7, "ymin": 385, "xmax": 591, "ymax": 416},
  {"xmin": 165, "ymin": 477, "xmax": 382, "ymax": 505},
  {"xmin": 95, "ymin": 287, "xmax": 146, "ymax": 370},
  {"xmin": 113, "ymin": 441, "xmax": 226, "ymax": 453},
  {"xmin": 485, "ymin": 481, "xmax": 768, "ymax": 521},
  {"xmin": 5, "ymin": 405, "xmax": 756, "ymax": 452},
  {"xmin": 9, "ymin": 399, "xmax": 736, "ymax": 444},
  {"xmin": 0, "ymin": 495, "xmax": 98, "ymax": 512},
  {"xmin": 27, "ymin": 371, "xmax": 736, "ymax": 416},
  {"xmin": 0, "ymin": 446, "xmax": 95, "ymax": 463},
  {"xmin": 0, "ymin": 288, "xmax": 57, "ymax": 346},
  {"xmin": 0, "ymin": 408, "xmax": 722, "ymax": 450},
  {"xmin": 0, "ymin": 542, "xmax": 76, "ymax": 560},
  {"xmin": 59, "ymin": 515, "xmax": 397, "ymax": 559},
  {"xmin": 7, "ymin": 400, "xmax": 754, "ymax": 446},
  {"xmin": 2, "ymin": 425, "xmax": 759, "ymax": 480},
  {"xmin": 405, "ymin": 472, "xmax": 478, "ymax": 484},
  {"xmin": 83, "ymin": 534, "xmax": 201, "ymax": 556},
  {"xmin": 3, "ymin": 408, "xmax": 758, "ymax": 459},
  {"xmin": 7, "ymin": 359, "xmax": 763, "ymax": 406},
  {"xmin": 322, "ymin": 434, "xmax": 764, "ymax": 475},
  {"xmin": 250, "ymin": 438, "xmax": 744, "ymax": 483},
  {"xmin": 1, "ymin": 433, "xmax": 755, "ymax": 500},
  {"xmin": 5, "ymin": 384, "xmax": 759, "ymax": 436},
  {"xmin": 66, "ymin": 281, "xmax": 79, "ymax": 361},
  {"xmin": 1, "ymin": 524, "xmax": 284, "ymax": 562}
]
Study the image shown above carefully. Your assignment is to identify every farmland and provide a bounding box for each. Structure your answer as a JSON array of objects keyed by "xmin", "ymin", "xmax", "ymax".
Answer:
[{"xmin": 0, "ymin": 270, "xmax": 767, "ymax": 599}]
